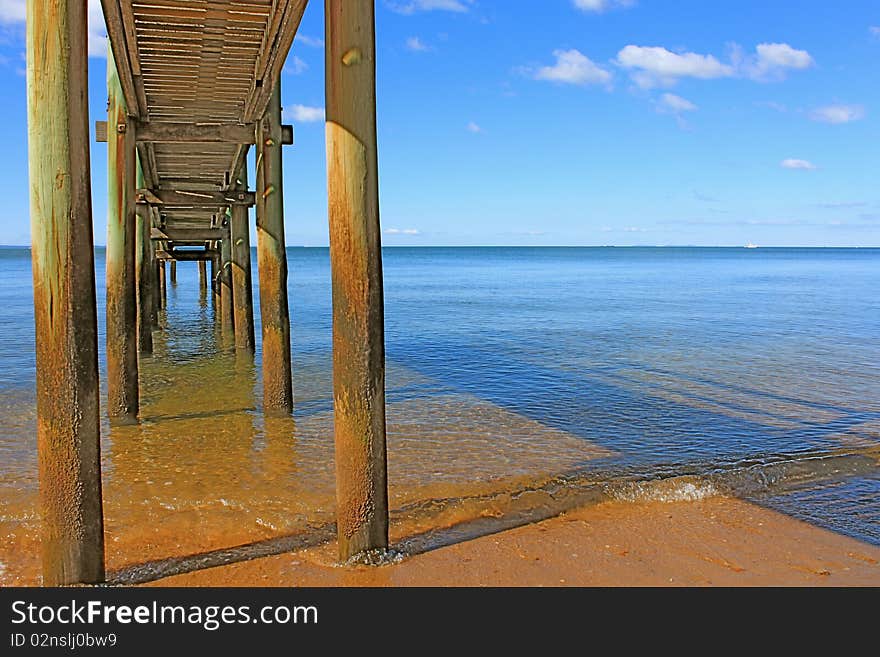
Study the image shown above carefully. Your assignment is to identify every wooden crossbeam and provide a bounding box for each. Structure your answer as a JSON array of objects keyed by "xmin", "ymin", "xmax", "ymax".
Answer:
[
  {"xmin": 135, "ymin": 122, "xmax": 256, "ymax": 144},
  {"xmin": 156, "ymin": 249, "xmax": 219, "ymax": 262},
  {"xmin": 137, "ymin": 189, "xmax": 255, "ymax": 206},
  {"xmin": 151, "ymin": 227, "xmax": 224, "ymax": 242}
]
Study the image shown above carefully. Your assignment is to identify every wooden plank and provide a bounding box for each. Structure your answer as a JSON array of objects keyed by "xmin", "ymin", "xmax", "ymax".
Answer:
[
  {"xmin": 100, "ymin": 0, "xmax": 141, "ymax": 116},
  {"xmin": 136, "ymin": 121, "xmax": 257, "ymax": 144},
  {"xmin": 137, "ymin": 189, "xmax": 255, "ymax": 206}
]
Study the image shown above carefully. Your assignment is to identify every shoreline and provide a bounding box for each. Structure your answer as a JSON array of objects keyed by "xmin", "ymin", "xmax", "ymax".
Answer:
[{"xmin": 141, "ymin": 495, "xmax": 880, "ymax": 587}]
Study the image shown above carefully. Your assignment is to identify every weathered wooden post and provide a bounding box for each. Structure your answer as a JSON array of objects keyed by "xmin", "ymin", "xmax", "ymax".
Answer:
[
  {"xmin": 170, "ymin": 260, "xmax": 177, "ymax": 285},
  {"xmin": 26, "ymin": 0, "xmax": 105, "ymax": 585},
  {"xmin": 325, "ymin": 0, "xmax": 389, "ymax": 560},
  {"xmin": 256, "ymin": 84, "xmax": 293, "ymax": 414},
  {"xmin": 198, "ymin": 259, "xmax": 207, "ymax": 293},
  {"xmin": 220, "ymin": 228, "xmax": 235, "ymax": 341},
  {"xmin": 158, "ymin": 259, "xmax": 166, "ymax": 309},
  {"xmin": 210, "ymin": 244, "xmax": 221, "ymax": 313},
  {"xmin": 106, "ymin": 50, "xmax": 139, "ymax": 423},
  {"xmin": 148, "ymin": 211, "xmax": 159, "ymax": 326},
  {"xmin": 231, "ymin": 169, "xmax": 256, "ymax": 353},
  {"xmin": 135, "ymin": 160, "xmax": 153, "ymax": 355}
]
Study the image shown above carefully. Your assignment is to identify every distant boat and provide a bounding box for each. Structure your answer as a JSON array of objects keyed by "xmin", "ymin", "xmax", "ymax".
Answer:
[{"xmin": 744, "ymin": 243, "xmax": 759, "ymax": 249}]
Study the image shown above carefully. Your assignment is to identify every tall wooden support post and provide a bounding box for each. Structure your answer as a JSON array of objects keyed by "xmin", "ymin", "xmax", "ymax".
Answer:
[
  {"xmin": 210, "ymin": 248, "xmax": 221, "ymax": 313},
  {"xmin": 219, "ymin": 229, "xmax": 235, "ymax": 342},
  {"xmin": 26, "ymin": 0, "xmax": 105, "ymax": 585},
  {"xmin": 148, "ymin": 212, "xmax": 159, "ymax": 326},
  {"xmin": 198, "ymin": 259, "xmax": 207, "ymax": 293},
  {"xmin": 106, "ymin": 51, "xmax": 139, "ymax": 423},
  {"xmin": 158, "ymin": 260, "xmax": 166, "ymax": 309},
  {"xmin": 256, "ymin": 85, "xmax": 293, "ymax": 414},
  {"xmin": 135, "ymin": 160, "xmax": 153, "ymax": 355},
  {"xmin": 170, "ymin": 260, "xmax": 177, "ymax": 284},
  {"xmin": 231, "ymin": 169, "xmax": 256, "ymax": 354},
  {"xmin": 325, "ymin": 0, "xmax": 389, "ymax": 560}
]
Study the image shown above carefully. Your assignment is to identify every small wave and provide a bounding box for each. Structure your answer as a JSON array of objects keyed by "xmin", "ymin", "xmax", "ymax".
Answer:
[{"xmin": 608, "ymin": 476, "xmax": 720, "ymax": 503}]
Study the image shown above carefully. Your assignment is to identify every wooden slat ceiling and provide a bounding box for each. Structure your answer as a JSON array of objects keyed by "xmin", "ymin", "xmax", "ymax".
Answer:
[{"xmin": 102, "ymin": 0, "xmax": 308, "ymax": 228}]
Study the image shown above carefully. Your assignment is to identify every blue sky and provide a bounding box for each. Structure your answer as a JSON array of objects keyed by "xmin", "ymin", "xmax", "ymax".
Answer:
[{"xmin": 0, "ymin": 0, "xmax": 878, "ymax": 246}]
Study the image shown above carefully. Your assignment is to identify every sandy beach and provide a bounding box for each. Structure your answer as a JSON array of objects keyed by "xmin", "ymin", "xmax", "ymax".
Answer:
[{"xmin": 142, "ymin": 496, "xmax": 880, "ymax": 587}]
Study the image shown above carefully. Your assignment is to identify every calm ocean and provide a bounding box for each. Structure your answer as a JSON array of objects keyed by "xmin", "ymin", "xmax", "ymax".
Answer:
[{"xmin": 1, "ymin": 246, "xmax": 879, "ymax": 582}]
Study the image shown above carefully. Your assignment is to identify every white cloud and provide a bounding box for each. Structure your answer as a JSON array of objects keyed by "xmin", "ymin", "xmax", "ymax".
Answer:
[
  {"xmin": 809, "ymin": 104, "xmax": 865, "ymax": 124},
  {"xmin": 572, "ymin": 0, "xmax": 635, "ymax": 12},
  {"xmin": 386, "ymin": 0, "xmax": 471, "ymax": 14},
  {"xmin": 531, "ymin": 49, "xmax": 611, "ymax": 86},
  {"xmin": 616, "ymin": 42, "xmax": 812, "ymax": 88},
  {"xmin": 405, "ymin": 36, "xmax": 431, "ymax": 52},
  {"xmin": 466, "ymin": 121, "xmax": 482, "ymax": 133},
  {"xmin": 781, "ymin": 158, "xmax": 816, "ymax": 170},
  {"xmin": 295, "ymin": 34, "xmax": 324, "ymax": 48},
  {"xmin": 616, "ymin": 45, "xmax": 733, "ymax": 88},
  {"xmin": 284, "ymin": 56, "xmax": 308, "ymax": 75},
  {"xmin": 284, "ymin": 104, "xmax": 325, "ymax": 123},
  {"xmin": 2, "ymin": 1, "xmax": 108, "ymax": 57},
  {"xmin": 740, "ymin": 43, "xmax": 813, "ymax": 81},
  {"xmin": 0, "ymin": 0, "xmax": 25, "ymax": 23},
  {"xmin": 658, "ymin": 93, "xmax": 697, "ymax": 113},
  {"xmin": 384, "ymin": 228, "xmax": 421, "ymax": 235},
  {"xmin": 871, "ymin": 26, "xmax": 880, "ymax": 37}
]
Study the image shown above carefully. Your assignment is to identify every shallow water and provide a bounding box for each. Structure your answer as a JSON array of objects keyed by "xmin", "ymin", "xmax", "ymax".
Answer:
[{"xmin": 1, "ymin": 246, "xmax": 878, "ymax": 584}]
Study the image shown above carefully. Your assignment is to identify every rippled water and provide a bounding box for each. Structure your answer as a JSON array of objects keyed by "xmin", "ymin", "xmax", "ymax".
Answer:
[{"xmin": 1, "ymin": 246, "xmax": 878, "ymax": 584}]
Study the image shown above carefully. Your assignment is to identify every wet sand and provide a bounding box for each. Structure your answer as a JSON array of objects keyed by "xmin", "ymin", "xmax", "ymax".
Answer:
[{"xmin": 148, "ymin": 496, "xmax": 880, "ymax": 587}]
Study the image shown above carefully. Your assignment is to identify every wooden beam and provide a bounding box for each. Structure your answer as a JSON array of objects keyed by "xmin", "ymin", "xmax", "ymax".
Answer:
[
  {"xmin": 326, "ymin": 0, "xmax": 389, "ymax": 561},
  {"xmin": 137, "ymin": 189, "xmax": 256, "ymax": 207},
  {"xmin": 27, "ymin": 0, "xmax": 105, "ymax": 586},
  {"xmin": 151, "ymin": 227, "xmax": 224, "ymax": 242},
  {"xmin": 156, "ymin": 249, "xmax": 219, "ymax": 262},
  {"xmin": 100, "ymin": 0, "xmax": 141, "ymax": 117},
  {"xmin": 135, "ymin": 122, "xmax": 257, "ymax": 144},
  {"xmin": 255, "ymin": 84, "xmax": 293, "ymax": 414},
  {"xmin": 245, "ymin": 1, "xmax": 309, "ymax": 122},
  {"xmin": 106, "ymin": 49, "xmax": 140, "ymax": 424}
]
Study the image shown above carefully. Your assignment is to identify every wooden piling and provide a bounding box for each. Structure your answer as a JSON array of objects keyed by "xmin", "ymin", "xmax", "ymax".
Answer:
[
  {"xmin": 325, "ymin": 0, "xmax": 389, "ymax": 560},
  {"xmin": 256, "ymin": 84, "xmax": 293, "ymax": 414},
  {"xmin": 158, "ymin": 259, "xmax": 166, "ymax": 309},
  {"xmin": 106, "ymin": 50, "xmax": 139, "ymax": 423},
  {"xmin": 26, "ymin": 0, "xmax": 105, "ymax": 585},
  {"xmin": 199, "ymin": 259, "xmax": 207, "ymax": 292},
  {"xmin": 170, "ymin": 260, "xmax": 177, "ymax": 284},
  {"xmin": 220, "ymin": 229, "xmax": 235, "ymax": 342},
  {"xmin": 231, "ymin": 168, "xmax": 256, "ymax": 353},
  {"xmin": 210, "ymin": 248, "xmax": 221, "ymax": 313},
  {"xmin": 135, "ymin": 159, "xmax": 153, "ymax": 355},
  {"xmin": 148, "ymin": 211, "xmax": 159, "ymax": 326}
]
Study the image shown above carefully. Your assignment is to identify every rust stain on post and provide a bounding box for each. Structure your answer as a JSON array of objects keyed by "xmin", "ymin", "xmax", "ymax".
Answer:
[
  {"xmin": 220, "ymin": 227, "xmax": 235, "ymax": 344},
  {"xmin": 231, "ymin": 167, "xmax": 256, "ymax": 354},
  {"xmin": 105, "ymin": 49, "xmax": 139, "ymax": 423},
  {"xmin": 325, "ymin": 0, "xmax": 389, "ymax": 560},
  {"xmin": 256, "ymin": 84, "xmax": 293, "ymax": 414},
  {"xmin": 26, "ymin": 0, "xmax": 105, "ymax": 585},
  {"xmin": 135, "ymin": 158, "xmax": 153, "ymax": 355}
]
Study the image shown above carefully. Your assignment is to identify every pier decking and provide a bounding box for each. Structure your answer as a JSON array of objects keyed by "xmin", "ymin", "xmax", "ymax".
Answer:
[{"xmin": 26, "ymin": 0, "xmax": 387, "ymax": 584}]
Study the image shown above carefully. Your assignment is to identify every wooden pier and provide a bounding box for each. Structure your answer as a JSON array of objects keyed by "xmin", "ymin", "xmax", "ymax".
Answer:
[{"xmin": 26, "ymin": 0, "xmax": 388, "ymax": 584}]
